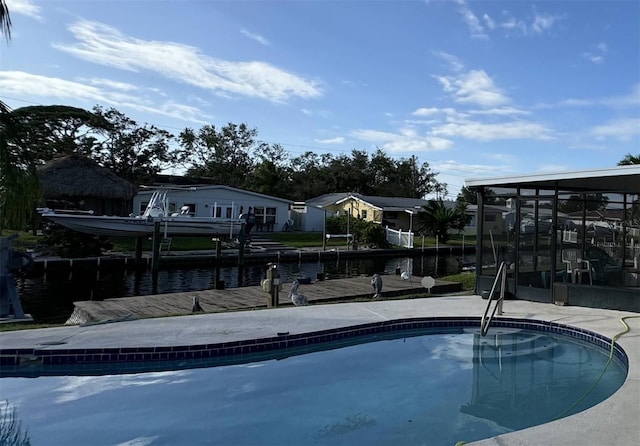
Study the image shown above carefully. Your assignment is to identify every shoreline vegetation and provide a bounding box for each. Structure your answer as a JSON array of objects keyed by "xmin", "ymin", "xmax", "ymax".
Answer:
[{"xmin": 1, "ymin": 231, "xmax": 476, "ymax": 331}]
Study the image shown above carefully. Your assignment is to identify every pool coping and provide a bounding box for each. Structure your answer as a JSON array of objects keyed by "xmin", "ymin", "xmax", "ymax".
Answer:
[
  {"xmin": 0, "ymin": 296, "xmax": 638, "ymax": 445},
  {"xmin": 0, "ymin": 317, "xmax": 628, "ymax": 376}
]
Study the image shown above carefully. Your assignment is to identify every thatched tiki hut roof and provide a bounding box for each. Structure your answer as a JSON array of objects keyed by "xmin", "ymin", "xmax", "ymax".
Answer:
[{"xmin": 38, "ymin": 154, "xmax": 136, "ymax": 216}]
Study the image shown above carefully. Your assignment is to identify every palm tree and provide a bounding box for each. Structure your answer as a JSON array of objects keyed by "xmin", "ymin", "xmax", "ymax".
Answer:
[
  {"xmin": 618, "ymin": 153, "xmax": 640, "ymax": 165},
  {"xmin": 415, "ymin": 199, "xmax": 469, "ymax": 244},
  {"xmin": 1, "ymin": 0, "xmax": 11, "ymax": 114},
  {"xmin": 0, "ymin": 2, "xmax": 40, "ymax": 232},
  {"xmin": 0, "ymin": 0, "xmax": 10, "ymax": 38}
]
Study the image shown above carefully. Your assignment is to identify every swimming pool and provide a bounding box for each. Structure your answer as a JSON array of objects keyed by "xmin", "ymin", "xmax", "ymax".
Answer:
[{"xmin": 0, "ymin": 318, "xmax": 628, "ymax": 445}]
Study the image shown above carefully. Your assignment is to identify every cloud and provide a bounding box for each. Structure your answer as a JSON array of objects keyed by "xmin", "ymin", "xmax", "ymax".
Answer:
[
  {"xmin": 454, "ymin": 0, "xmax": 487, "ymax": 39},
  {"xmin": 462, "ymin": 8, "xmax": 486, "ymax": 39},
  {"xmin": 537, "ymin": 84, "xmax": 640, "ymax": 109},
  {"xmin": 483, "ymin": 14, "xmax": 496, "ymax": 30},
  {"xmin": 435, "ymin": 70, "xmax": 510, "ymax": 108},
  {"xmin": 53, "ymin": 20, "xmax": 323, "ymax": 104},
  {"xmin": 432, "ymin": 51, "xmax": 465, "ymax": 72},
  {"xmin": 467, "ymin": 106, "xmax": 530, "ymax": 116},
  {"xmin": 116, "ymin": 437, "xmax": 160, "ymax": 446},
  {"xmin": 583, "ymin": 53, "xmax": 603, "ymax": 64},
  {"xmin": 446, "ymin": 1, "xmax": 562, "ymax": 38},
  {"xmin": 55, "ymin": 371, "xmax": 189, "ymax": 404},
  {"xmin": 590, "ymin": 118, "xmax": 640, "ymax": 141},
  {"xmin": 0, "ymin": 70, "xmax": 210, "ymax": 123},
  {"xmin": 583, "ymin": 42, "xmax": 608, "ymax": 64},
  {"xmin": 531, "ymin": 13, "xmax": 560, "ymax": 34},
  {"xmin": 350, "ymin": 128, "xmax": 454, "ymax": 153},
  {"xmin": 6, "ymin": 0, "xmax": 42, "ymax": 20},
  {"xmin": 499, "ymin": 13, "xmax": 527, "ymax": 34},
  {"xmin": 240, "ymin": 29, "xmax": 270, "ymax": 46},
  {"xmin": 314, "ymin": 136, "xmax": 345, "ymax": 144},
  {"xmin": 431, "ymin": 120, "xmax": 553, "ymax": 141},
  {"xmin": 80, "ymin": 77, "xmax": 140, "ymax": 92},
  {"xmin": 412, "ymin": 107, "xmax": 441, "ymax": 117}
]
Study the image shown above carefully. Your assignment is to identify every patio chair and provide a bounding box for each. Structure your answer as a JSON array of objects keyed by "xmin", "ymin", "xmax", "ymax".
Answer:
[{"xmin": 561, "ymin": 248, "xmax": 592, "ymax": 285}]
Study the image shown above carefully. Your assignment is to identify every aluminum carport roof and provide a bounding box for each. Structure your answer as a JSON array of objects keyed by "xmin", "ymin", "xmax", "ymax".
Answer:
[{"xmin": 465, "ymin": 165, "xmax": 639, "ymax": 194}]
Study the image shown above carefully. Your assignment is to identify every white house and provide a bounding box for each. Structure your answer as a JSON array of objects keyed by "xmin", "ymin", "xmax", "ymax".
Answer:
[
  {"xmin": 289, "ymin": 202, "xmax": 333, "ymax": 232},
  {"xmin": 133, "ymin": 185, "xmax": 293, "ymax": 232}
]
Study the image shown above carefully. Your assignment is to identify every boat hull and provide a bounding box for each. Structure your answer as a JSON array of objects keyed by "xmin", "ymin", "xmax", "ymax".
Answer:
[{"xmin": 41, "ymin": 214, "xmax": 244, "ymax": 238}]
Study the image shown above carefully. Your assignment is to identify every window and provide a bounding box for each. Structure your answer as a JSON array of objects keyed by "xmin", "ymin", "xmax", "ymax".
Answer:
[
  {"xmin": 212, "ymin": 205, "xmax": 222, "ymax": 218},
  {"xmin": 226, "ymin": 207, "xmax": 233, "ymax": 218},
  {"xmin": 361, "ymin": 210, "xmax": 368, "ymax": 219},
  {"xmin": 266, "ymin": 207, "xmax": 277, "ymax": 224},
  {"xmin": 254, "ymin": 206, "xmax": 265, "ymax": 223}
]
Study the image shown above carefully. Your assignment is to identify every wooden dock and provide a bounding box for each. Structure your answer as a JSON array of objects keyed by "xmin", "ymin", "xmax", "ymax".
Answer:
[{"xmin": 67, "ymin": 275, "xmax": 462, "ymax": 325}]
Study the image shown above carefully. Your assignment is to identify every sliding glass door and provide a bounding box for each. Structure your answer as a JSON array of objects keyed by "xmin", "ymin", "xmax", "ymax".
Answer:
[{"xmin": 516, "ymin": 197, "xmax": 554, "ymax": 301}]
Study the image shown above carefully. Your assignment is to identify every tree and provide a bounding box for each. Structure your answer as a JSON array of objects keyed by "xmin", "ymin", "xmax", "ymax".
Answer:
[
  {"xmin": 0, "ymin": 0, "xmax": 9, "ymax": 39},
  {"xmin": 393, "ymin": 156, "xmax": 444, "ymax": 198},
  {"xmin": 0, "ymin": 110, "xmax": 41, "ymax": 231},
  {"xmin": 0, "ymin": 0, "xmax": 11, "ymax": 115},
  {"xmin": 178, "ymin": 123, "xmax": 257, "ymax": 187},
  {"xmin": 618, "ymin": 153, "xmax": 640, "ymax": 165},
  {"xmin": 415, "ymin": 199, "xmax": 469, "ymax": 244},
  {"xmin": 0, "ymin": 0, "xmax": 29, "ymax": 232},
  {"xmin": 456, "ymin": 186, "xmax": 477, "ymax": 205},
  {"xmin": 7, "ymin": 105, "xmax": 107, "ymax": 161},
  {"xmin": 245, "ymin": 143, "xmax": 292, "ymax": 197},
  {"xmin": 289, "ymin": 151, "xmax": 334, "ymax": 200},
  {"xmin": 325, "ymin": 151, "xmax": 371, "ymax": 194},
  {"xmin": 558, "ymin": 193, "xmax": 609, "ymax": 213},
  {"xmin": 91, "ymin": 106, "xmax": 175, "ymax": 184},
  {"xmin": 1, "ymin": 105, "xmax": 110, "ymax": 230}
]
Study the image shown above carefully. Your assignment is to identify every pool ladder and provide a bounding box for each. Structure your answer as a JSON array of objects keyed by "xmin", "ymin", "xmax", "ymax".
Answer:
[{"xmin": 480, "ymin": 261, "xmax": 508, "ymax": 336}]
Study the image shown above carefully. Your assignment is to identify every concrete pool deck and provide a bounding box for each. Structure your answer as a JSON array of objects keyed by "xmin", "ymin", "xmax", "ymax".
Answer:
[{"xmin": 1, "ymin": 295, "xmax": 639, "ymax": 445}]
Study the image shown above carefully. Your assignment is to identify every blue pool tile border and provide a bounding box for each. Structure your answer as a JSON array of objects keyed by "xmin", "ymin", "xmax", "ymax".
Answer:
[{"xmin": 0, "ymin": 317, "xmax": 628, "ymax": 376}]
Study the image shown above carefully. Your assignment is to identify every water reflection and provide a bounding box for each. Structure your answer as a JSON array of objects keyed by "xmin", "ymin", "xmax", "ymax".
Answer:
[
  {"xmin": 16, "ymin": 254, "xmax": 465, "ymax": 323},
  {"xmin": 0, "ymin": 401, "xmax": 31, "ymax": 446}
]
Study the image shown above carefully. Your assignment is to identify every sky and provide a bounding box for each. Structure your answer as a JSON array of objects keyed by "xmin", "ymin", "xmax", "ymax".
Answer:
[{"xmin": 1, "ymin": 0, "xmax": 639, "ymax": 199}]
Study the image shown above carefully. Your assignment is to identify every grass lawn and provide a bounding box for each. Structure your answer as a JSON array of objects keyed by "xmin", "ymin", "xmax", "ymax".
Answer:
[{"xmin": 2, "ymin": 230, "xmax": 474, "ymax": 252}]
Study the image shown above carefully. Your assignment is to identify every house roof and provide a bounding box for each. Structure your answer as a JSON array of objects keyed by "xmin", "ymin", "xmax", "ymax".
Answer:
[
  {"xmin": 37, "ymin": 154, "xmax": 136, "ymax": 199},
  {"xmin": 336, "ymin": 195, "xmax": 430, "ymax": 211},
  {"xmin": 305, "ymin": 193, "xmax": 352, "ymax": 208},
  {"xmin": 306, "ymin": 192, "xmax": 457, "ymax": 212},
  {"xmin": 137, "ymin": 184, "xmax": 293, "ymax": 204},
  {"xmin": 465, "ymin": 165, "xmax": 640, "ymax": 194}
]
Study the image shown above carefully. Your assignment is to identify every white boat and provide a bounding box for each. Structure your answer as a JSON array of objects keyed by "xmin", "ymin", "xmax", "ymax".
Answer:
[{"xmin": 38, "ymin": 190, "xmax": 249, "ymax": 238}]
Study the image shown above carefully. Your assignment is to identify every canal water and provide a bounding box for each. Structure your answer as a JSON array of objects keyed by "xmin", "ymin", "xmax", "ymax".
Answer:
[{"xmin": 15, "ymin": 253, "xmax": 468, "ymax": 324}]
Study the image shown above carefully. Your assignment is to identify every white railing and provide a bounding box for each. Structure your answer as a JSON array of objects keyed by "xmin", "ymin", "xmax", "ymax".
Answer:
[{"xmin": 385, "ymin": 227, "xmax": 414, "ymax": 248}]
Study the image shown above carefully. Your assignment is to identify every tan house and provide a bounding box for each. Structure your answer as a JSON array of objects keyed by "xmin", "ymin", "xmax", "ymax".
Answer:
[{"xmin": 305, "ymin": 193, "xmax": 457, "ymax": 232}]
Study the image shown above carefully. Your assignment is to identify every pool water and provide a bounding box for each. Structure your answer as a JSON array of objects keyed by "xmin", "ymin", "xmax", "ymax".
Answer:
[{"xmin": 0, "ymin": 327, "xmax": 627, "ymax": 446}]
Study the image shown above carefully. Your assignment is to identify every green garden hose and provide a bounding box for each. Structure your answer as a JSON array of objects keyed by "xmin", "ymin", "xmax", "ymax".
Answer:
[
  {"xmin": 455, "ymin": 315, "xmax": 640, "ymax": 446},
  {"xmin": 552, "ymin": 315, "xmax": 640, "ymax": 421}
]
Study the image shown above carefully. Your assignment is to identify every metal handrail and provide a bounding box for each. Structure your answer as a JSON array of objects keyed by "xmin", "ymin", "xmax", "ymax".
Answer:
[{"xmin": 480, "ymin": 261, "xmax": 508, "ymax": 336}]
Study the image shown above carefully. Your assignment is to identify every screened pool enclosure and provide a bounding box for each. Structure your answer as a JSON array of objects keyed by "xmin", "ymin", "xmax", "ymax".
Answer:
[{"xmin": 466, "ymin": 166, "xmax": 640, "ymax": 312}]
